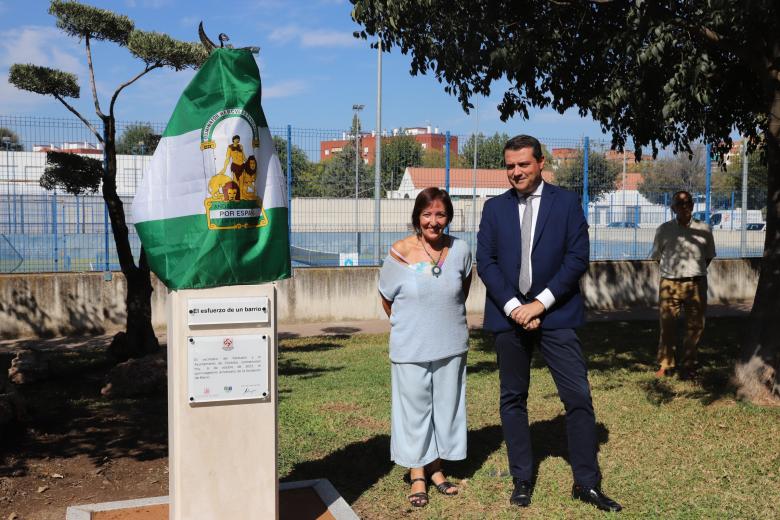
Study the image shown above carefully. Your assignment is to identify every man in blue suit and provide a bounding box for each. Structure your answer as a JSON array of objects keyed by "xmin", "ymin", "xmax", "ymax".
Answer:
[{"xmin": 476, "ymin": 135, "xmax": 621, "ymax": 512}]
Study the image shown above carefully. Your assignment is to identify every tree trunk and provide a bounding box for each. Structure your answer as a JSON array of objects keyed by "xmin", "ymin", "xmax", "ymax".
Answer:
[
  {"xmin": 733, "ymin": 86, "xmax": 780, "ymax": 405},
  {"xmin": 102, "ymin": 117, "xmax": 160, "ymax": 360}
]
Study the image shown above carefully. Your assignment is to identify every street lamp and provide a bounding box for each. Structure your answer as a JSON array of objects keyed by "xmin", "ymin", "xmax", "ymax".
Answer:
[{"xmin": 352, "ymin": 104, "xmax": 364, "ymax": 259}]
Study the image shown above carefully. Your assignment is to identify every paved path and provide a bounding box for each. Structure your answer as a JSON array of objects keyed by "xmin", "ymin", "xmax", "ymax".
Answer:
[{"xmin": 0, "ymin": 301, "xmax": 753, "ymax": 352}]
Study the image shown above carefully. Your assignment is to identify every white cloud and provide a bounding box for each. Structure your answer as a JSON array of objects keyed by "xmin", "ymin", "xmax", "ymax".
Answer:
[
  {"xmin": 0, "ymin": 25, "xmax": 86, "ymax": 112},
  {"xmin": 301, "ymin": 30, "xmax": 357, "ymax": 48},
  {"xmin": 268, "ymin": 25, "xmax": 299, "ymax": 44},
  {"xmin": 126, "ymin": 0, "xmax": 171, "ymax": 8},
  {"xmin": 263, "ymin": 79, "xmax": 307, "ymax": 99},
  {"xmin": 180, "ymin": 16, "xmax": 200, "ymax": 29},
  {"xmin": 268, "ymin": 24, "xmax": 358, "ymax": 48},
  {"xmin": 0, "ymin": 26, "xmax": 83, "ymax": 72}
]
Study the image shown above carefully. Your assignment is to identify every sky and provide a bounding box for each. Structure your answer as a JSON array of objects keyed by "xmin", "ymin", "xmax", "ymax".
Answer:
[{"xmin": 0, "ymin": 0, "xmax": 607, "ymax": 142}]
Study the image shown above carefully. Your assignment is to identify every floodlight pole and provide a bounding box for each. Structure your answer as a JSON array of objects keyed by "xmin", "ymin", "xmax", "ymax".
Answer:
[
  {"xmin": 353, "ymin": 104, "xmax": 364, "ymax": 258},
  {"xmin": 374, "ymin": 40, "xmax": 382, "ymax": 264}
]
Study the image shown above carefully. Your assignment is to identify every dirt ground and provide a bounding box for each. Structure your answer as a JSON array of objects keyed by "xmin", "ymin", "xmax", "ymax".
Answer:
[{"xmin": 0, "ymin": 334, "xmax": 169, "ymax": 520}]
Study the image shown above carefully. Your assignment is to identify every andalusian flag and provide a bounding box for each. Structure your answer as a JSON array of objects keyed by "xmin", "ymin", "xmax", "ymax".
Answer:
[{"xmin": 133, "ymin": 48, "xmax": 291, "ymax": 289}]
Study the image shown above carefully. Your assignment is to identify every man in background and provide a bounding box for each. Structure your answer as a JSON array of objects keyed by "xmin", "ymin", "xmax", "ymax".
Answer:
[{"xmin": 651, "ymin": 190, "xmax": 717, "ymax": 379}]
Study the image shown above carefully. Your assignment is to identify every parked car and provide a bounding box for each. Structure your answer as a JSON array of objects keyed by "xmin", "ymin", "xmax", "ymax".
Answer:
[
  {"xmin": 606, "ymin": 221, "xmax": 638, "ymax": 229},
  {"xmin": 692, "ymin": 210, "xmax": 764, "ymax": 229}
]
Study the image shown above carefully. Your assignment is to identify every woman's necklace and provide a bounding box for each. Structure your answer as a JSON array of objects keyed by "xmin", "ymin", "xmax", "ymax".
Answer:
[{"xmin": 419, "ymin": 236, "xmax": 445, "ymax": 277}]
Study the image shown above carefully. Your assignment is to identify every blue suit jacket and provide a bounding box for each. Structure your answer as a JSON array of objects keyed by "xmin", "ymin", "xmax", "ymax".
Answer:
[{"xmin": 476, "ymin": 184, "xmax": 589, "ymax": 332}]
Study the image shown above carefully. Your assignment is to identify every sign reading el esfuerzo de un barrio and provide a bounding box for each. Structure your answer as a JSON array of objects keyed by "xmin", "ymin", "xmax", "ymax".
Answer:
[{"xmin": 188, "ymin": 297, "xmax": 269, "ymax": 326}]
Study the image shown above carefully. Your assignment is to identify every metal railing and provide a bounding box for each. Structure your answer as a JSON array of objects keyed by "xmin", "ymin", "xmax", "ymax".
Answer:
[{"xmin": 0, "ymin": 115, "xmax": 767, "ymax": 272}]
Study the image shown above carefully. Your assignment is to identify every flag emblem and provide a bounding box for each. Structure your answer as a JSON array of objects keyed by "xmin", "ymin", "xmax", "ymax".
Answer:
[{"xmin": 132, "ymin": 48, "xmax": 291, "ymax": 290}]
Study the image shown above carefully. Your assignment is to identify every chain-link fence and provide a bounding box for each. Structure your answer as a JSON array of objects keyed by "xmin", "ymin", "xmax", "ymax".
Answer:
[{"xmin": 0, "ymin": 115, "xmax": 768, "ymax": 272}]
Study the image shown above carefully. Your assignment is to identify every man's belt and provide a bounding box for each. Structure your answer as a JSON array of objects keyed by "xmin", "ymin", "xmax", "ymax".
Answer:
[{"xmin": 665, "ymin": 276, "xmax": 704, "ymax": 282}]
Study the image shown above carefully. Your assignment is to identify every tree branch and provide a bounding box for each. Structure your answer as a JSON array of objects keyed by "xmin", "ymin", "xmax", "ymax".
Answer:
[
  {"xmin": 109, "ymin": 63, "xmax": 160, "ymax": 119},
  {"xmin": 84, "ymin": 34, "xmax": 105, "ymax": 119},
  {"xmin": 53, "ymin": 93, "xmax": 104, "ymax": 144}
]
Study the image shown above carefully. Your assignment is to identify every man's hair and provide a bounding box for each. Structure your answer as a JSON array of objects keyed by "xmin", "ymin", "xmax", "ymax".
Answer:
[
  {"xmin": 232, "ymin": 135, "xmax": 240, "ymax": 141},
  {"xmin": 503, "ymin": 135, "xmax": 544, "ymax": 161},
  {"xmin": 672, "ymin": 190, "xmax": 693, "ymax": 206},
  {"xmin": 411, "ymin": 187, "xmax": 454, "ymax": 235}
]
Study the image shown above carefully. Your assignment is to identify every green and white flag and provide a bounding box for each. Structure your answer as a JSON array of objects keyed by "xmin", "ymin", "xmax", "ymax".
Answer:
[{"xmin": 132, "ymin": 48, "xmax": 291, "ymax": 289}]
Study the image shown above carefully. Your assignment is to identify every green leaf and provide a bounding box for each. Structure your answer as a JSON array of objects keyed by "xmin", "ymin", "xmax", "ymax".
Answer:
[
  {"xmin": 8, "ymin": 63, "xmax": 79, "ymax": 98},
  {"xmin": 40, "ymin": 150, "xmax": 103, "ymax": 195},
  {"xmin": 127, "ymin": 30, "xmax": 209, "ymax": 70},
  {"xmin": 49, "ymin": 0, "xmax": 134, "ymax": 44}
]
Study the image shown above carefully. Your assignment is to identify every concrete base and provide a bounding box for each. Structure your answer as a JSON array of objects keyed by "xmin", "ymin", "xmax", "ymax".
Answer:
[
  {"xmin": 65, "ymin": 480, "xmax": 359, "ymax": 520},
  {"xmin": 167, "ymin": 284, "xmax": 277, "ymax": 519}
]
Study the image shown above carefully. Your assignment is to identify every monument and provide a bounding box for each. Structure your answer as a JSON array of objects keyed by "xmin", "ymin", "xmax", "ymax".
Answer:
[{"xmin": 66, "ymin": 26, "xmax": 357, "ymax": 520}]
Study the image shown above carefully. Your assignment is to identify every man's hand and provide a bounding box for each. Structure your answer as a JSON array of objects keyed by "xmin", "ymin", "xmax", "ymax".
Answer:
[{"xmin": 510, "ymin": 300, "xmax": 545, "ymax": 328}]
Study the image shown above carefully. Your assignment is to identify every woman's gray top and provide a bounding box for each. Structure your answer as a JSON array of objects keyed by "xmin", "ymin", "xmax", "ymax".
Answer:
[{"xmin": 378, "ymin": 237, "xmax": 472, "ymax": 363}]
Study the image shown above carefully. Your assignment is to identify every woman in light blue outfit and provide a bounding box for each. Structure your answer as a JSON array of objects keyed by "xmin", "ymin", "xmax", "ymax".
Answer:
[{"xmin": 378, "ymin": 187, "xmax": 472, "ymax": 508}]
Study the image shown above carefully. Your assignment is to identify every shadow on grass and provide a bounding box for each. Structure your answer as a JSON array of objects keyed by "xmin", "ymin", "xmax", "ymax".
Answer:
[
  {"xmin": 278, "ymin": 357, "xmax": 344, "ymax": 379},
  {"xmin": 468, "ymin": 360, "xmax": 498, "ymax": 374},
  {"xmin": 282, "ymin": 434, "xmax": 393, "ymax": 503},
  {"xmin": 528, "ymin": 415, "xmax": 610, "ymax": 488},
  {"xmin": 470, "ymin": 316, "xmax": 745, "ymax": 405},
  {"xmin": 450, "ymin": 417, "xmax": 609, "ymax": 488},
  {"xmin": 279, "ymin": 341, "xmax": 345, "ymax": 353}
]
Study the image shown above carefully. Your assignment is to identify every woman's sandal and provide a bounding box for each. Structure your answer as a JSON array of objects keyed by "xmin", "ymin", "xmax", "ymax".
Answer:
[
  {"xmin": 407, "ymin": 477, "xmax": 429, "ymax": 507},
  {"xmin": 429, "ymin": 471, "xmax": 458, "ymax": 496}
]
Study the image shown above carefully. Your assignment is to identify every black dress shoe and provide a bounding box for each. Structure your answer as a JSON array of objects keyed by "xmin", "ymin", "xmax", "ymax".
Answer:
[
  {"xmin": 510, "ymin": 478, "xmax": 532, "ymax": 507},
  {"xmin": 572, "ymin": 484, "xmax": 622, "ymax": 512}
]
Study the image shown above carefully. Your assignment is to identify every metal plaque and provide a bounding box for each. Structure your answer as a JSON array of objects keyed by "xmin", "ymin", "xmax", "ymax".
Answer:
[
  {"xmin": 187, "ymin": 333, "xmax": 269, "ymax": 404},
  {"xmin": 187, "ymin": 297, "xmax": 269, "ymax": 326}
]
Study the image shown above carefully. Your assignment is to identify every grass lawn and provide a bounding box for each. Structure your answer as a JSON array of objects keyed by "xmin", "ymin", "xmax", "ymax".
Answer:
[{"xmin": 278, "ymin": 317, "xmax": 780, "ymax": 519}]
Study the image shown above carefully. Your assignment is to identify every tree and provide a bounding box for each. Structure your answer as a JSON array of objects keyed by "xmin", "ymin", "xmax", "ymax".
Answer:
[
  {"xmin": 353, "ymin": 1, "xmax": 780, "ymax": 403},
  {"xmin": 116, "ymin": 123, "xmax": 160, "ymax": 155},
  {"xmin": 9, "ymin": 0, "xmax": 207, "ymax": 360},
  {"xmin": 555, "ymin": 150, "xmax": 619, "ymax": 201},
  {"xmin": 0, "ymin": 127, "xmax": 24, "ymax": 151},
  {"xmin": 381, "ymin": 134, "xmax": 423, "ymax": 191},
  {"xmin": 272, "ymin": 135, "xmax": 313, "ymax": 196},
  {"xmin": 460, "ymin": 132, "xmax": 510, "ymax": 169},
  {"xmin": 321, "ymin": 143, "xmax": 373, "ymax": 197},
  {"xmin": 421, "ymin": 148, "xmax": 448, "ymax": 168},
  {"xmin": 40, "ymin": 151, "xmax": 102, "ymax": 194},
  {"xmin": 724, "ymin": 149, "xmax": 769, "ymax": 212}
]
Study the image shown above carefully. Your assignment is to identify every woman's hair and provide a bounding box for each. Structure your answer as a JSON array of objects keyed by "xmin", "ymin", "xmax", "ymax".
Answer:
[{"xmin": 411, "ymin": 187, "xmax": 454, "ymax": 235}]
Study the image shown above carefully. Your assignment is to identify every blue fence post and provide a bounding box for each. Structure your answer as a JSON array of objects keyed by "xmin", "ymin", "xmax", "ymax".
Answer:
[
  {"xmin": 19, "ymin": 195, "xmax": 24, "ymax": 235},
  {"xmin": 103, "ymin": 203, "xmax": 110, "ymax": 273},
  {"xmin": 52, "ymin": 191, "xmax": 58, "ymax": 272},
  {"xmin": 445, "ymin": 131, "xmax": 451, "ymax": 234},
  {"xmin": 445, "ymin": 131, "xmax": 451, "ymax": 192},
  {"xmin": 582, "ymin": 137, "xmax": 590, "ymax": 219},
  {"xmin": 705, "ymin": 143, "xmax": 712, "ymax": 225},
  {"xmin": 633, "ymin": 192, "xmax": 639, "ymax": 258},
  {"xmin": 286, "ymin": 124, "xmax": 292, "ymax": 241}
]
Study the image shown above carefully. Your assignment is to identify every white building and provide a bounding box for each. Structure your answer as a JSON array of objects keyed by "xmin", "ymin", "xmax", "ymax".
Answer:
[{"xmin": 388, "ymin": 166, "xmax": 556, "ymax": 199}]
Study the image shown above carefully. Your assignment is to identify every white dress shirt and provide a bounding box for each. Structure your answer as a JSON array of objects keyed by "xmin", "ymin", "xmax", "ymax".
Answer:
[{"xmin": 503, "ymin": 181, "xmax": 556, "ymax": 316}]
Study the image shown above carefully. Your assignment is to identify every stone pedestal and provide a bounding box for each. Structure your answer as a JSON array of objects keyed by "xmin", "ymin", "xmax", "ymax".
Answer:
[{"xmin": 167, "ymin": 284, "xmax": 277, "ymax": 520}]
